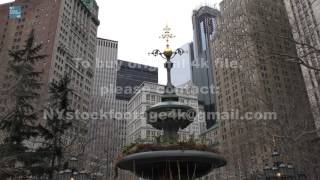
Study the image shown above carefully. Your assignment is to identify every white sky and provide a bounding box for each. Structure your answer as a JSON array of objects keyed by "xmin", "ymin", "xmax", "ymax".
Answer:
[
  {"xmin": 0, "ymin": 0, "xmax": 223, "ymax": 84},
  {"xmin": 96, "ymin": 0, "xmax": 222, "ymax": 84}
]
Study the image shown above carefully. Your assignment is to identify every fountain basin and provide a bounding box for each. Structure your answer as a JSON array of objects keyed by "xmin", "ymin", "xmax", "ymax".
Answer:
[
  {"xmin": 145, "ymin": 101, "xmax": 197, "ymax": 130},
  {"xmin": 117, "ymin": 150, "xmax": 227, "ymax": 179}
]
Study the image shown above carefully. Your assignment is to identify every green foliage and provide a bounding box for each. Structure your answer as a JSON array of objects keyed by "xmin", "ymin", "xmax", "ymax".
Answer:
[
  {"xmin": 37, "ymin": 74, "xmax": 74, "ymax": 177},
  {"xmin": 120, "ymin": 137, "xmax": 219, "ymax": 156},
  {"xmin": 155, "ymin": 136, "xmax": 161, "ymax": 145},
  {"xmin": 0, "ymin": 144, "xmax": 26, "ymax": 178},
  {"xmin": 0, "ymin": 30, "xmax": 47, "ymax": 177},
  {"xmin": 0, "ymin": 29, "xmax": 45, "ymax": 145}
]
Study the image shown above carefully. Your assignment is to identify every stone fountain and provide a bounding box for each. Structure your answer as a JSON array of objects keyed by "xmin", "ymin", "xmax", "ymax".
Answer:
[{"xmin": 116, "ymin": 25, "xmax": 226, "ymax": 179}]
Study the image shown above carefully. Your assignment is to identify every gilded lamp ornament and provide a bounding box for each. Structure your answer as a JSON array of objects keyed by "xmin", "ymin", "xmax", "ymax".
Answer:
[
  {"xmin": 149, "ymin": 25, "xmax": 185, "ymax": 96},
  {"xmin": 149, "ymin": 25, "xmax": 184, "ymax": 60}
]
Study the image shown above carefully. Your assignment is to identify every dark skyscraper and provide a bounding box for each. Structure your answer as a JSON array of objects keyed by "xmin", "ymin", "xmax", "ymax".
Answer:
[
  {"xmin": 192, "ymin": 6, "xmax": 220, "ymax": 128},
  {"xmin": 116, "ymin": 60, "xmax": 158, "ymax": 101}
]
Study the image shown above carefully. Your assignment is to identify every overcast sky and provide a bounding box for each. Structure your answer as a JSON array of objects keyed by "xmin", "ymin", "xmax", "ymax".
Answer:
[
  {"xmin": 1, "ymin": 0, "xmax": 222, "ymax": 84},
  {"xmin": 96, "ymin": 0, "xmax": 222, "ymax": 84}
]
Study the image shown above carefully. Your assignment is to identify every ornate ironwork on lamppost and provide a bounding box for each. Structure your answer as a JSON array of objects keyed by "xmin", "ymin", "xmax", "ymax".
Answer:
[
  {"xmin": 149, "ymin": 25, "xmax": 185, "ymax": 99},
  {"xmin": 263, "ymin": 150, "xmax": 306, "ymax": 180},
  {"xmin": 57, "ymin": 157, "xmax": 89, "ymax": 180}
]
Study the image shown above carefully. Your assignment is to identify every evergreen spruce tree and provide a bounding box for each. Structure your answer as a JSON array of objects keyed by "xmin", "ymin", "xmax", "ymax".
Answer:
[
  {"xmin": 0, "ymin": 30, "xmax": 46, "ymax": 178},
  {"xmin": 37, "ymin": 74, "xmax": 73, "ymax": 179}
]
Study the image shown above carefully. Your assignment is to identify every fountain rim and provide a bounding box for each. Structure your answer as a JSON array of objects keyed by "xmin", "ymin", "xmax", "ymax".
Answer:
[
  {"xmin": 145, "ymin": 101, "xmax": 196, "ymax": 112},
  {"xmin": 116, "ymin": 149, "xmax": 227, "ymax": 169}
]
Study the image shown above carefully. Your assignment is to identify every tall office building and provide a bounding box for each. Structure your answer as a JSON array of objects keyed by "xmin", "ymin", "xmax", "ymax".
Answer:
[
  {"xmin": 112, "ymin": 99, "xmax": 128, "ymax": 180},
  {"xmin": 126, "ymin": 82, "xmax": 203, "ymax": 145},
  {"xmin": 87, "ymin": 38, "xmax": 120, "ymax": 179},
  {"xmin": 114, "ymin": 99, "xmax": 128, "ymax": 149},
  {"xmin": 171, "ymin": 42, "xmax": 194, "ymax": 86},
  {"xmin": 90, "ymin": 38, "xmax": 118, "ymax": 114},
  {"xmin": 116, "ymin": 60, "xmax": 158, "ymax": 101},
  {"xmin": 284, "ymin": 0, "xmax": 320, "ymax": 131},
  {"xmin": 192, "ymin": 6, "xmax": 220, "ymax": 128},
  {"xmin": 88, "ymin": 45, "xmax": 158, "ymax": 179},
  {"xmin": 211, "ymin": 0, "xmax": 319, "ymax": 179},
  {"xmin": 0, "ymin": 0, "xmax": 99, "ymax": 160}
]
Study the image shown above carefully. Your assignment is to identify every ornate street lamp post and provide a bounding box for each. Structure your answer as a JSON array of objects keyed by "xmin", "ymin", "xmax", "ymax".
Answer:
[
  {"xmin": 263, "ymin": 150, "xmax": 306, "ymax": 180},
  {"xmin": 57, "ymin": 157, "xmax": 89, "ymax": 180},
  {"xmin": 90, "ymin": 172, "xmax": 103, "ymax": 180},
  {"xmin": 69, "ymin": 157, "xmax": 77, "ymax": 180},
  {"xmin": 149, "ymin": 25, "xmax": 185, "ymax": 97}
]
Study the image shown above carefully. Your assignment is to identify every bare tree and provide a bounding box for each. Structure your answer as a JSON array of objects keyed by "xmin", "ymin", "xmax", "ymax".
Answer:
[{"xmin": 210, "ymin": 0, "xmax": 320, "ymax": 179}]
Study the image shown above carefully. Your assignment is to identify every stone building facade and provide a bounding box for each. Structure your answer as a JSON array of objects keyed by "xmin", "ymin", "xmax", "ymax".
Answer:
[
  {"xmin": 126, "ymin": 82, "xmax": 203, "ymax": 145},
  {"xmin": 0, "ymin": 0, "xmax": 99, "ymax": 168},
  {"xmin": 284, "ymin": 0, "xmax": 320, "ymax": 132},
  {"xmin": 210, "ymin": 0, "xmax": 319, "ymax": 179}
]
